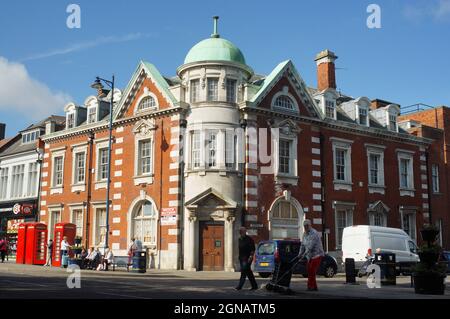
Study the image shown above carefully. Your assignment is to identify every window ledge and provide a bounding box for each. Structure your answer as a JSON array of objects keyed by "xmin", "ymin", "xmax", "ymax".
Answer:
[
  {"xmin": 134, "ymin": 175, "xmax": 154, "ymax": 186},
  {"xmin": 275, "ymin": 174, "xmax": 299, "ymax": 186},
  {"xmin": 333, "ymin": 181, "xmax": 352, "ymax": 191},
  {"xmin": 50, "ymin": 186, "xmax": 63, "ymax": 195},
  {"xmin": 95, "ymin": 181, "xmax": 107, "ymax": 190},
  {"xmin": 368, "ymin": 185, "xmax": 386, "ymax": 195},
  {"xmin": 399, "ymin": 188, "xmax": 415, "ymax": 197},
  {"xmin": 71, "ymin": 184, "xmax": 86, "ymax": 193}
]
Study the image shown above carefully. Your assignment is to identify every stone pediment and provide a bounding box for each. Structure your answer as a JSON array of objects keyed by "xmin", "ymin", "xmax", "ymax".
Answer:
[
  {"xmin": 185, "ymin": 188, "xmax": 237, "ymax": 211},
  {"xmin": 133, "ymin": 119, "xmax": 157, "ymax": 137},
  {"xmin": 368, "ymin": 200, "xmax": 390, "ymax": 213}
]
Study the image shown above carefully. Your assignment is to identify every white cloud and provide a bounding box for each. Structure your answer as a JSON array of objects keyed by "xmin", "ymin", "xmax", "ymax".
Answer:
[
  {"xmin": 433, "ymin": 0, "xmax": 450, "ymax": 19},
  {"xmin": 403, "ymin": 0, "xmax": 450, "ymax": 21},
  {"xmin": 21, "ymin": 33, "xmax": 155, "ymax": 62},
  {"xmin": 0, "ymin": 57, "xmax": 71, "ymax": 119}
]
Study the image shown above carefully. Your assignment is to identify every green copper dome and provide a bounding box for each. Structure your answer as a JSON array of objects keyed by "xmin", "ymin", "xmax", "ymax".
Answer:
[
  {"xmin": 184, "ymin": 37, "xmax": 246, "ymax": 65},
  {"xmin": 184, "ymin": 17, "xmax": 246, "ymax": 66}
]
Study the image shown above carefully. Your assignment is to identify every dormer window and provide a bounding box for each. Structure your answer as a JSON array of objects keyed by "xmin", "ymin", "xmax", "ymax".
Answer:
[
  {"xmin": 67, "ymin": 112, "xmax": 75, "ymax": 129},
  {"xmin": 389, "ymin": 114, "xmax": 397, "ymax": 132},
  {"xmin": 325, "ymin": 100, "xmax": 335, "ymax": 119},
  {"xmin": 272, "ymin": 88, "xmax": 299, "ymax": 114},
  {"xmin": 22, "ymin": 130, "xmax": 40, "ymax": 144},
  {"xmin": 138, "ymin": 96, "xmax": 156, "ymax": 111},
  {"xmin": 88, "ymin": 107, "xmax": 97, "ymax": 124},
  {"xmin": 359, "ymin": 107, "xmax": 368, "ymax": 126}
]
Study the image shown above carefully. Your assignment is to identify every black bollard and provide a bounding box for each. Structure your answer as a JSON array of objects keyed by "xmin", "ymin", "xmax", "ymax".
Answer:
[{"xmin": 345, "ymin": 258, "xmax": 356, "ymax": 284}]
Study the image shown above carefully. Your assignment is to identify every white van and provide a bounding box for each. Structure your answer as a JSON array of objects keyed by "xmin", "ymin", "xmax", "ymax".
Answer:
[{"xmin": 342, "ymin": 225, "xmax": 419, "ymax": 273}]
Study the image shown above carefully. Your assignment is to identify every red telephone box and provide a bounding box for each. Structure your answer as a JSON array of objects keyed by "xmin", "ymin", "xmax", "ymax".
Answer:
[
  {"xmin": 24, "ymin": 223, "xmax": 48, "ymax": 265},
  {"xmin": 16, "ymin": 223, "xmax": 28, "ymax": 264},
  {"xmin": 52, "ymin": 223, "xmax": 76, "ymax": 267}
]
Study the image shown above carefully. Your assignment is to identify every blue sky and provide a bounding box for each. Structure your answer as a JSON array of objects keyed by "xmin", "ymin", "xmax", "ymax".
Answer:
[{"xmin": 0, "ymin": 0, "xmax": 449, "ymax": 137}]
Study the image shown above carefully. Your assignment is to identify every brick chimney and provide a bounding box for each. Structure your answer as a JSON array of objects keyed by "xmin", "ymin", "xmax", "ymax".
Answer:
[
  {"xmin": 315, "ymin": 49, "xmax": 338, "ymax": 91},
  {"xmin": 371, "ymin": 99, "xmax": 391, "ymax": 110}
]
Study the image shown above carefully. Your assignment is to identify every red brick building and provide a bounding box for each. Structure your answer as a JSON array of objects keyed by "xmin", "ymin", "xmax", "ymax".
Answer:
[{"xmin": 38, "ymin": 21, "xmax": 446, "ymax": 271}]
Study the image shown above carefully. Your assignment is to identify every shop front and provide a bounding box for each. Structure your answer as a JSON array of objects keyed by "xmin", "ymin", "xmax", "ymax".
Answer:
[{"xmin": 0, "ymin": 200, "xmax": 38, "ymax": 258}]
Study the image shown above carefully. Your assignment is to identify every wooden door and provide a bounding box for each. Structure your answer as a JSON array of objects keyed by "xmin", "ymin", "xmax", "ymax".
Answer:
[{"xmin": 199, "ymin": 222, "xmax": 224, "ymax": 271}]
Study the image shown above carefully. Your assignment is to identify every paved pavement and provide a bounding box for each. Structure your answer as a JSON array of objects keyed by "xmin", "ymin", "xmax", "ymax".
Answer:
[{"xmin": 0, "ymin": 262, "xmax": 449, "ymax": 299}]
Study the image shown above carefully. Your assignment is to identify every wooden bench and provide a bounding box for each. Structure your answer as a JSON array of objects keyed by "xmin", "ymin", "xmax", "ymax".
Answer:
[{"xmin": 111, "ymin": 256, "xmax": 131, "ymax": 272}]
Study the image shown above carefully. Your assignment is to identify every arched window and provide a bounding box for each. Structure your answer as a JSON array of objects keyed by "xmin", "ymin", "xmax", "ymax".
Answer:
[
  {"xmin": 274, "ymin": 96, "xmax": 295, "ymax": 111},
  {"xmin": 138, "ymin": 96, "xmax": 156, "ymax": 111},
  {"xmin": 132, "ymin": 200, "xmax": 157, "ymax": 245},
  {"xmin": 270, "ymin": 200, "xmax": 300, "ymax": 239}
]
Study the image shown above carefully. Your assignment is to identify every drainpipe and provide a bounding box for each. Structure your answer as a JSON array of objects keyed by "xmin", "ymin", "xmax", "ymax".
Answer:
[
  {"xmin": 425, "ymin": 149, "xmax": 433, "ymax": 225},
  {"xmin": 84, "ymin": 132, "xmax": 94, "ymax": 248},
  {"xmin": 178, "ymin": 118, "xmax": 187, "ymax": 270},
  {"xmin": 319, "ymin": 131, "xmax": 327, "ymax": 251},
  {"xmin": 35, "ymin": 146, "xmax": 44, "ymax": 223},
  {"xmin": 158, "ymin": 119, "xmax": 164, "ymax": 269},
  {"xmin": 240, "ymin": 118, "xmax": 248, "ymax": 227}
]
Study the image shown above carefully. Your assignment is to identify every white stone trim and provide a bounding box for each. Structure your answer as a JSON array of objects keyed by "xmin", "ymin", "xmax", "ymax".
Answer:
[
  {"xmin": 311, "ymin": 137, "xmax": 320, "ymax": 144},
  {"xmin": 312, "ymin": 159, "xmax": 321, "ymax": 166},
  {"xmin": 313, "ymin": 182, "xmax": 321, "ymax": 189},
  {"xmin": 113, "ymin": 193, "xmax": 122, "ymax": 200},
  {"xmin": 313, "ymin": 205, "xmax": 322, "ymax": 212},
  {"xmin": 115, "ymin": 137, "xmax": 124, "ymax": 144},
  {"xmin": 113, "ymin": 217, "xmax": 121, "ymax": 224},
  {"xmin": 312, "ymin": 148, "xmax": 321, "ymax": 155},
  {"xmin": 115, "ymin": 159, "xmax": 123, "ymax": 166},
  {"xmin": 312, "ymin": 170, "xmax": 321, "ymax": 177},
  {"xmin": 113, "ymin": 205, "xmax": 121, "ymax": 211},
  {"xmin": 115, "ymin": 148, "xmax": 123, "ymax": 155},
  {"xmin": 313, "ymin": 194, "xmax": 322, "ymax": 200},
  {"xmin": 114, "ymin": 182, "xmax": 122, "ymax": 188},
  {"xmin": 116, "ymin": 126, "xmax": 124, "ymax": 133}
]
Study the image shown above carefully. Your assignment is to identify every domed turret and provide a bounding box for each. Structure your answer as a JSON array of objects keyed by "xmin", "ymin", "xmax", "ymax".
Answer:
[{"xmin": 183, "ymin": 16, "xmax": 247, "ymax": 66}]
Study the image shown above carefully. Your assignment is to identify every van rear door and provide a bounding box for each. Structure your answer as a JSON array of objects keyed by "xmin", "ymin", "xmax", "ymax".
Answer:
[{"xmin": 342, "ymin": 233, "xmax": 369, "ymax": 263}]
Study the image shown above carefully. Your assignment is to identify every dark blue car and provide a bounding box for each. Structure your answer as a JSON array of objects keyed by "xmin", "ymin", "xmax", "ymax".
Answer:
[{"xmin": 253, "ymin": 240, "xmax": 338, "ymax": 278}]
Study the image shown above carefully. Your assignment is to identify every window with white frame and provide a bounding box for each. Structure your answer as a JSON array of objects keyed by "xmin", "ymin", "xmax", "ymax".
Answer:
[
  {"xmin": 432, "ymin": 164, "xmax": 439, "ymax": 193},
  {"xmin": 325, "ymin": 100, "xmax": 335, "ymax": 119},
  {"xmin": 359, "ymin": 107, "xmax": 368, "ymax": 126},
  {"xmin": 95, "ymin": 208, "xmax": 107, "ymax": 246},
  {"xmin": 368, "ymin": 152, "xmax": 384, "ymax": 186},
  {"xmin": 138, "ymin": 96, "xmax": 156, "ymax": 111},
  {"xmin": 225, "ymin": 130, "xmax": 235, "ymax": 169},
  {"xmin": 72, "ymin": 209, "xmax": 83, "ymax": 238},
  {"xmin": 278, "ymin": 139, "xmax": 291, "ymax": 174},
  {"xmin": 270, "ymin": 200, "xmax": 300, "ymax": 240},
  {"xmin": 22, "ymin": 130, "xmax": 40, "ymax": 144},
  {"xmin": 67, "ymin": 112, "xmax": 75, "ymax": 129},
  {"xmin": 49, "ymin": 210, "xmax": 61, "ymax": 240},
  {"xmin": 226, "ymin": 79, "xmax": 237, "ymax": 103},
  {"xmin": 370, "ymin": 211, "xmax": 387, "ymax": 227},
  {"xmin": 138, "ymin": 139, "xmax": 152, "ymax": 175},
  {"xmin": 398, "ymin": 154, "xmax": 413, "ymax": 189},
  {"xmin": 389, "ymin": 114, "xmax": 397, "ymax": 131},
  {"xmin": 274, "ymin": 96, "xmax": 295, "ymax": 111},
  {"xmin": 190, "ymin": 79, "xmax": 200, "ymax": 103},
  {"xmin": 98, "ymin": 148, "xmax": 108, "ymax": 181},
  {"xmin": 88, "ymin": 107, "xmax": 97, "ymax": 123},
  {"xmin": 401, "ymin": 211, "xmax": 416, "ymax": 241},
  {"xmin": 11, "ymin": 165, "xmax": 25, "ymax": 198},
  {"xmin": 132, "ymin": 201, "xmax": 157, "ymax": 246},
  {"xmin": 53, "ymin": 156, "xmax": 64, "ymax": 186},
  {"xmin": 0, "ymin": 168, "xmax": 8, "ymax": 199},
  {"xmin": 74, "ymin": 152, "xmax": 86, "ymax": 184},
  {"xmin": 207, "ymin": 78, "xmax": 219, "ymax": 101},
  {"xmin": 191, "ymin": 131, "xmax": 201, "ymax": 169},
  {"xmin": 27, "ymin": 162, "xmax": 38, "ymax": 197},
  {"xmin": 335, "ymin": 207, "xmax": 353, "ymax": 249},
  {"xmin": 207, "ymin": 131, "xmax": 218, "ymax": 168}
]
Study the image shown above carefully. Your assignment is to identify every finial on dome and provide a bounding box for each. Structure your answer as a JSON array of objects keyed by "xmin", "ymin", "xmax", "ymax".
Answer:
[{"xmin": 211, "ymin": 16, "xmax": 220, "ymax": 38}]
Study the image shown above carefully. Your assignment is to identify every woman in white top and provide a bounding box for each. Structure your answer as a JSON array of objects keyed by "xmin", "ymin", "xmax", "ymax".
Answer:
[{"xmin": 101, "ymin": 247, "xmax": 114, "ymax": 271}]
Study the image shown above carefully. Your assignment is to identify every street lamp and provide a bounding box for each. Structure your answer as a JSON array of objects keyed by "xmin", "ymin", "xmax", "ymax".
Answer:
[{"xmin": 90, "ymin": 75, "xmax": 115, "ymax": 252}]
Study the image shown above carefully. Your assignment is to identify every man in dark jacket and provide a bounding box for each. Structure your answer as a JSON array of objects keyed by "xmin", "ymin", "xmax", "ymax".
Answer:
[{"xmin": 235, "ymin": 227, "xmax": 258, "ymax": 290}]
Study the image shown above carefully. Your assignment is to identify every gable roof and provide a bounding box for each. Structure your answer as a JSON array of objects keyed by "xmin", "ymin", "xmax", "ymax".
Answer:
[
  {"xmin": 185, "ymin": 187, "xmax": 238, "ymax": 209},
  {"xmin": 113, "ymin": 61, "xmax": 179, "ymax": 120},
  {"xmin": 250, "ymin": 60, "xmax": 322, "ymax": 119}
]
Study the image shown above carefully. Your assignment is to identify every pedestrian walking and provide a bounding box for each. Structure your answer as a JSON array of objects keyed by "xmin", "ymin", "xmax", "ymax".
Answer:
[
  {"xmin": 235, "ymin": 227, "xmax": 258, "ymax": 291},
  {"xmin": 298, "ymin": 219, "xmax": 325, "ymax": 291},
  {"xmin": 128, "ymin": 238, "xmax": 136, "ymax": 265},
  {"xmin": 0, "ymin": 237, "xmax": 8, "ymax": 263},
  {"xmin": 44, "ymin": 239, "xmax": 53, "ymax": 266}
]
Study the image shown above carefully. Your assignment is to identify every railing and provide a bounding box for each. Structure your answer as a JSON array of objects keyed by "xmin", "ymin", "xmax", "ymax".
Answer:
[{"xmin": 400, "ymin": 103, "xmax": 435, "ymax": 115}]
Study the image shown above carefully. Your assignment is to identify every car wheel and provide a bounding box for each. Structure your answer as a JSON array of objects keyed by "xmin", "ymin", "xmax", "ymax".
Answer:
[
  {"xmin": 259, "ymin": 272, "xmax": 271, "ymax": 278},
  {"xmin": 324, "ymin": 266, "xmax": 336, "ymax": 278}
]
